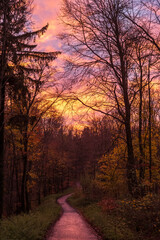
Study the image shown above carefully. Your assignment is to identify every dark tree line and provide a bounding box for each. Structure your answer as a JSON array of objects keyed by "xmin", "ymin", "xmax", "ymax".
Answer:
[{"xmin": 3, "ymin": 109, "xmax": 112, "ymax": 216}]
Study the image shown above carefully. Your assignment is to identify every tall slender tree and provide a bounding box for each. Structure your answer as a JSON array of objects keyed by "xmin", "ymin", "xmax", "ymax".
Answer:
[
  {"xmin": 0, "ymin": 0, "xmax": 59, "ymax": 217},
  {"xmin": 59, "ymin": 0, "xmax": 140, "ymax": 195},
  {"xmin": 60, "ymin": 0, "xmax": 159, "ymax": 196}
]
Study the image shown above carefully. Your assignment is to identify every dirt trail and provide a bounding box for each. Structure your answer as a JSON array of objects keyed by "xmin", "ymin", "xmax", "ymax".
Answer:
[{"xmin": 47, "ymin": 194, "xmax": 101, "ymax": 240}]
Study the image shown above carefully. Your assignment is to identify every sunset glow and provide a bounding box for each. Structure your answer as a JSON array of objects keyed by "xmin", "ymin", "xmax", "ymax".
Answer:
[
  {"xmin": 33, "ymin": 0, "xmax": 62, "ymax": 51},
  {"xmin": 31, "ymin": 0, "xmax": 103, "ymax": 129},
  {"xmin": 1, "ymin": 0, "xmax": 160, "ymax": 236}
]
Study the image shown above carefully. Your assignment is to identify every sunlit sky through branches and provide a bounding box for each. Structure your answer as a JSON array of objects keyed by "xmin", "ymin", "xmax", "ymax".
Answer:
[
  {"xmin": 33, "ymin": 0, "xmax": 78, "ymax": 128},
  {"xmin": 32, "ymin": 0, "xmax": 102, "ymax": 129}
]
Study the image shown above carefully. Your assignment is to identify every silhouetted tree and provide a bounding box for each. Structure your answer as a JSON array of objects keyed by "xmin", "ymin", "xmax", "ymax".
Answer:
[
  {"xmin": 0, "ymin": 0, "xmax": 59, "ymax": 216},
  {"xmin": 60, "ymin": 0, "xmax": 142, "ymax": 195}
]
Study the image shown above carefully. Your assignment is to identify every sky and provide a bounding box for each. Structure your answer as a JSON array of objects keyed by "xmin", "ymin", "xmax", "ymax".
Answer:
[
  {"xmin": 32, "ymin": 0, "xmax": 88, "ymax": 129},
  {"xmin": 31, "ymin": 0, "xmax": 160, "ymax": 130},
  {"xmin": 32, "ymin": 0, "xmax": 103, "ymax": 129},
  {"xmin": 32, "ymin": 0, "xmax": 63, "ymax": 52}
]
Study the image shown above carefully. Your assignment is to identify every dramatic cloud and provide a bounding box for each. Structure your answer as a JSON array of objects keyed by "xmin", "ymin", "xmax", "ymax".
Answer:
[{"xmin": 32, "ymin": 0, "xmax": 63, "ymax": 51}]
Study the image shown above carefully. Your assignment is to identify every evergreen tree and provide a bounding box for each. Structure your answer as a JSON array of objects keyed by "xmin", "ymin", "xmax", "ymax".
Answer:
[{"xmin": 0, "ymin": 0, "xmax": 59, "ymax": 217}]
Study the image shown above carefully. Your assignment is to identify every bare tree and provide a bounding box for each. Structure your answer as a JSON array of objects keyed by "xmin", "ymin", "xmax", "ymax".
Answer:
[
  {"xmin": 59, "ymin": 0, "xmax": 146, "ymax": 195},
  {"xmin": 124, "ymin": 0, "xmax": 160, "ymax": 52}
]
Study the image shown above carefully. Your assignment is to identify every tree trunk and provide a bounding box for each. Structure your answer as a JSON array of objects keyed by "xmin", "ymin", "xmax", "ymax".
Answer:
[
  {"xmin": 125, "ymin": 119, "xmax": 138, "ymax": 196},
  {"xmin": 120, "ymin": 58, "xmax": 137, "ymax": 196},
  {"xmin": 21, "ymin": 127, "xmax": 28, "ymax": 212},
  {"xmin": 123, "ymin": 79, "xmax": 137, "ymax": 196},
  {"xmin": 139, "ymin": 62, "xmax": 145, "ymax": 182},
  {"xmin": 0, "ymin": 2, "xmax": 7, "ymax": 218},
  {"xmin": 0, "ymin": 81, "xmax": 5, "ymax": 218},
  {"xmin": 25, "ymin": 180, "xmax": 30, "ymax": 213},
  {"xmin": 148, "ymin": 66, "xmax": 152, "ymax": 183}
]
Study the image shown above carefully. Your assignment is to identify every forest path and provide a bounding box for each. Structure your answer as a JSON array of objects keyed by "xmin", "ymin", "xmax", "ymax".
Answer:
[{"xmin": 47, "ymin": 194, "xmax": 101, "ymax": 240}]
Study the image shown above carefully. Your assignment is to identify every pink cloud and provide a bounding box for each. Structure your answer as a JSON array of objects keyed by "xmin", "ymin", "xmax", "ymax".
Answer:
[{"xmin": 32, "ymin": 0, "xmax": 63, "ymax": 51}]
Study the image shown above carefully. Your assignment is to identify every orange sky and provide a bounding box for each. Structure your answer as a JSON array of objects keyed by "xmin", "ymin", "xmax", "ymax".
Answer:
[
  {"xmin": 32, "ymin": 0, "xmax": 104, "ymax": 129},
  {"xmin": 32, "ymin": 0, "xmax": 85, "ymax": 129},
  {"xmin": 31, "ymin": 0, "xmax": 160, "ymax": 130}
]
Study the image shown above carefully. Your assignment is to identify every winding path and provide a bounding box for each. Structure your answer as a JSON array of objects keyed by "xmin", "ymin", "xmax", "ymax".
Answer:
[{"xmin": 47, "ymin": 194, "xmax": 101, "ymax": 240}]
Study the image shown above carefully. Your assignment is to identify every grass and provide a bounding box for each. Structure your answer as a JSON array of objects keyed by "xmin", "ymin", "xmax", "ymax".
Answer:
[
  {"xmin": 68, "ymin": 191, "xmax": 160, "ymax": 240},
  {"xmin": 68, "ymin": 191, "xmax": 137, "ymax": 240},
  {"xmin": 0, "ymin": 188, "xmax": 72, "ymax": 240}
]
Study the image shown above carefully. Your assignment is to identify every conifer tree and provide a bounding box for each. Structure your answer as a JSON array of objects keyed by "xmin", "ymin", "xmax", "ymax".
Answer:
[{"xmin": 0, "ymin": 0, "xmax": 59, "ymax": 217}]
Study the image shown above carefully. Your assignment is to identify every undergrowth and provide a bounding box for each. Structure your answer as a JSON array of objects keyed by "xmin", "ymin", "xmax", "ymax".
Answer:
[
  {"xmin": 68, "ymin": 190, "xmax": 160, "ymax": 240},
  {"xmin": 0, "ymin": 188, "xmax": 72, "ymax": 240},
  {"xmin": 68, "ymin": 191, "xmax": 136, "ymax": 240}
]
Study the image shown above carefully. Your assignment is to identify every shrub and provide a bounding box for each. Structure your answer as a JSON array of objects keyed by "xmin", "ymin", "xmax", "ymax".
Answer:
[
  {"xmin": 80, "ymin": 175, "xmax": 105, "ymax": 201},
  {"xmin": 98, "ymin": 198, "xmax": 118, "ymax": 212},
  {"xmin": 119, "ymin": 194, "xmax": 160, "ymax": 237}
]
